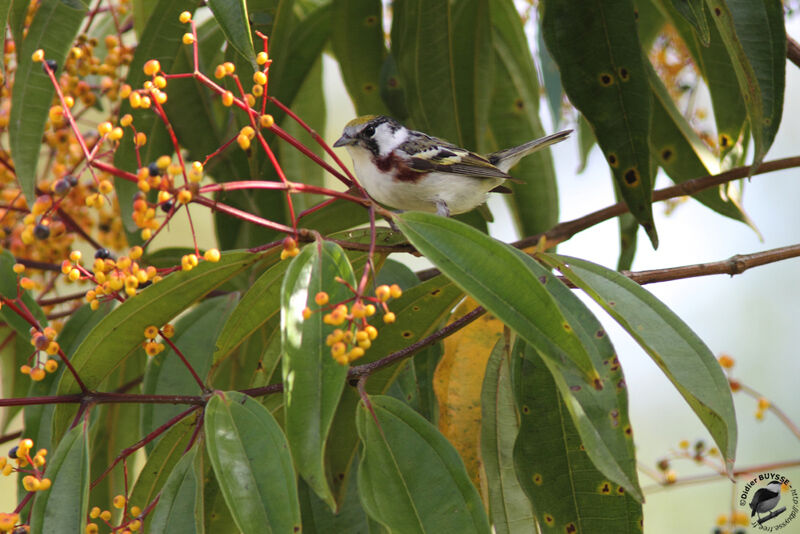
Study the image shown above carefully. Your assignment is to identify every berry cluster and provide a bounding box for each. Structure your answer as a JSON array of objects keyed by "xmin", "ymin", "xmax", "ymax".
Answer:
[
  {"xmin": 86, "ymin": 493, "xmax": 143, "ymax": 534},
  {"xmin": 142, "ymin": 323, "xmax": 174, "ymax": 357},
  {"xmin": 0, "ymin": 438, "xmax": 51, "ymax": 531},
  {"xmin": 305, "ymin": 284, "xmax": 403, "ymax": 365}
]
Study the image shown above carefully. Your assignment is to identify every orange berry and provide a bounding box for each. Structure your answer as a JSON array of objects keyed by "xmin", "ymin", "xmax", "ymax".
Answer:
[
  {"xmin": 717, "ymin": 354, "xmax": 734, "ymax": 369},
  {"xmin": 314, "ymin": 292, "xmax": 329, "ymax": 306},
  {"xmin": 143, "ymin": 59, "xmax": 161, "ymax": 76}
]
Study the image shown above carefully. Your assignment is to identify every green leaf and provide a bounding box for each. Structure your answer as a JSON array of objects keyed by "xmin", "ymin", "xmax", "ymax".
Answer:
[
  {"xmin": 208, "ymin": 0, "xmax": 257, "ymax": 67},
  {"xmin": 277, "ymin": 57, "xmax": 326, "ymax": 213},
  {"xmin": 657, "ymin": 0, "xmax": 746, "ymax": 157},
  {"xmin": 327, "ymin": 276, "xmax": 464, "ymax": 506},
  {"xmin": 148, "ymin": 445, "xmax": 201, "ymax": 534},
  {"xmin": 281, "ymin": 241, "xmax": 353, "ymax": 509},
  {"xmin": 452, "ymin": 0, "xmax": 493, "ymax": 152},
  {"xmin": 480, "ymin": 338, "xmax": 534, "ymax": 534},
  {"xmin": 331, "ymin": 0, "xmax": 391, "ymax": 115},
  {"xmin": 540, "ymin": 253, "xmax": 737, "ymax": 474},
  {"xmin": 670, "ymin": 0, "xmax": 710, "ymax": 44},
  {"xmin": 141, "ymin": 294, "xmax": 239, "ymax": 441},
  {"xmin": 357, "ymin": 395, "xmax": 490, "ymax": 533},
  {"xmin": 213, "ymin": 259, "xmax": 289, "ymax": 367},
  {"xmin": 205, "ymin": 390, "xmax": 301, "ymax": 533},
  {"xmin": 0, "ymin": 250, "xmax": 47, "ymax": 337},
  {"xmin": 298, "ymin": 459, "xmax": 375, "ymax": 534},
  {"xmin": 30, "ymin": 423, "xmax": 90, "ymax": 534},
  {"xmin": 9, "ymin": 0, "xmax": 87, "ymax": 205},
  {"xmin": 635, "ymin": 0, "xmax": 667, "ymax": 50},
  {"xmin": 646, "ymin": 61, "xmax": 755, "ymax": 227},
  {"xmin": 510, "ymin": 250, "xmax": 642, "ymax": 501},
  {"xmin": 512, "ymin": 341, "xmax": 643, "ymax": 533},
  {"xmin": 394, "ymin": 212, "xmax": 596, "ymax": 377},
  {"xmin": 391, "ymin": 0, "xmax": 461, "ymax": 143},
  {"xmin": 51, "ymin": 251, "xmax": 260, "ymax": 444},
  {"xmin": 489, "ymin": 0, "xmax": 559, "ymax": 235},
  {"xmin": 129, "ymin": 414, "xmax": 198, "ymax": 527},
  {"xmin": 705, "ymin": 0, "xmax": 785, "ymax": 168},
  {"xmin": 541, "ymin": 0, "xmax": 657, "ymax": 247},
  {"xmin": 576, "ymin": 113, "xmax": 596, "ymax": 174},
  {"xmin": 7, "ymin": 0, "xmax": 28, "ymax": 48},
  {"xmin": 113, "ymin": 0, "xmax": 197, "ymax": 237}
]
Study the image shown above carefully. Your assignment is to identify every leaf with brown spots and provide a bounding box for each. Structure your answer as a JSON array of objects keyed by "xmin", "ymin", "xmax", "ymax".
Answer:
[
  {"xmin": 541, "ymin": 254, "xmax": 737, "ymax": 476},
  {"xmin": 541, "ymin": 0, "xmax": 658, "ymax": 247}
]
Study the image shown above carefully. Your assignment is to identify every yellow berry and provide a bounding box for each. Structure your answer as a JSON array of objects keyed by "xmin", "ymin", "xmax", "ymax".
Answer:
[
  {"xmin": 383, "ymin": 312, "xmax": 396, "ymax": 324},
  {"xmin": 89, "ymin": 507, "xmax": 101, "ymax": 519},
  {"xmin": 143, "ymin": 59, "xmax": 161, "ymax": 76},
  {"xmin": 86, "ymin": 523, "xmax": 99, "ymax": 534},
  {"xmin": 20, "ymin": 365, "xmax": 31, "ymax": 375},
  {"xmin": 130, "ymin": 505, "xmax": 141, "ymax": 516},
  {"xmin": 44, "ymin": 359, "xmax": 58, "ymax": 373},
  {"xmin": 38, "ymin": 478, "xmax": 51, "ymax": 490},
  {"xmin": 678, "ymin": 440, "xmax": 689, "ymax": 449},
  {"xmin": 302, "ymin": 307, "xmax": 312, "ymax": 320},
  {"xmin": 314, "ymin": 292, "xmax": 329, "ymax": 306},
  {"xmin": 144, "ymin": 325, "xmax": 159, "ymax": 339},
  {"xmin": 182, "ymin": 33, "xmax": 195, "ymax": 45},
  {"xmin": 365, "ymin": 325, "xmax": 378, "ymax": 340},
  {"xmin": 120, "ymin": 113, "xmax": 133, "ymax": 127},
  {"xmin": 68, "ymin": 268, "xmax": 81, "ymax": 282},
  {"xmin": 223, "ymin": 61, "xmax": 235, "ymax": 74},
  {"xmin": 375, "ymin": 285, "xmax": 391, "ymax": 302},
  {"xmin": 30, "ymin": 368, "xmax": 46, "ymax": 381},
  {"xmin": 20, "ymin": 277, "xmax": 35, "ymax": 290},
  {"xmin": 214, "ymin": 64, "xmax": 226, "ymax": 79},
  {"xmin": 32, "ymin": 49, "xmax": 44, "ymax": 62},
  {"xmin": 389, "ymin": 284, "xmax": 402, "ymax": 298},
  {"xmin": 256, "ymin": 52, "xmax": 269, "ymax": 65},
  {"xmin": 129, "ymin": 91, "xmax": 141, "ymax": 108},
  {"xmin": 203, "ymin": 249, "xmax": 220, "ymax": 262},
  {"xmin": 13, "ymin": 263, "xmax": 25, "ymax": 274},
  {"xmin": 177, "ymin": 190, "xmax": 192, "ymax": 204},
  {"xmin": 260, "ymin": 114, "xmax": 274, "ymax": 128},
  {"xmin": 113, "ymin": 494, "xmax": 127, "ymax": 509},
  {"xmin": 179, "ymin": 11, "xmax": 192, "ymax": 23},
  {"xmin": 135, "ymin": 132, "xmax": 147, "ymax": 146},
  {"xmin": 22, "ymin": 475, "xmax": 40, "ymax": 491},
  {"xmin": 222, "ymin": 91, "xmax": 234, "ymax": 107},
  {"xmin": 154, "ymin": 76, "xmax": 167, "ymax": 89},
  {"xmin": 237, "ymin": 134, "xmax": 250, "ymax": 150},
  {"xmin": 253, "ymin": 71, "xmax": 267, "ymax": 85},
  {"xmin": 758, "ymin": 397, "xmax": 770, "ymax": 410},
  {"xmin": 98, "ymin": 180, "xmax": 113, "ymax": 194},
  {"xmin": 100, "ymin": 510, "xmax": 112, "ymax": 521}
]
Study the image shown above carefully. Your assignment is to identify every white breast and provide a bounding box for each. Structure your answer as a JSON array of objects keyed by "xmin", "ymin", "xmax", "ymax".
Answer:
[{"xmin": 347, "ymin": 146, "xmax": 503, "ymax": 214}]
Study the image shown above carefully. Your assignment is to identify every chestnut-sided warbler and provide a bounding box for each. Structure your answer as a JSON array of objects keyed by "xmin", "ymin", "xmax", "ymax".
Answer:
[{"xmin": 333, "ymin": 115, "xmax": 571, "ymax": 216}]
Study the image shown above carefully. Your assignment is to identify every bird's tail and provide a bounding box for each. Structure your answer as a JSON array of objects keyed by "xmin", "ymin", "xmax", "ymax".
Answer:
[{"xmin": 489, "ymin": 130, "xmax": 572, "ymax": 173}]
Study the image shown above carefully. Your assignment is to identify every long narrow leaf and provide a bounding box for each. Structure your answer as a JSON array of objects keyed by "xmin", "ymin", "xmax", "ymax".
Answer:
[
  {"xmin": 540, "ymin": 253, "xmax": 737, "ymax": 474},
  {"xmin": 356, "ymin": 395, "xmax": 491, "ymax": 533},
  {"xmin": 205, "ymin": 391, "xmax": 301, "ymax": 533}
]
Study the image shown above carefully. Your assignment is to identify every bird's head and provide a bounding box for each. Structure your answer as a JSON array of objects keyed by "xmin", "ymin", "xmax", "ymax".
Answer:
[{"xmin": 333, "ymin": 115, "xmax": 407, "ymax": 156}]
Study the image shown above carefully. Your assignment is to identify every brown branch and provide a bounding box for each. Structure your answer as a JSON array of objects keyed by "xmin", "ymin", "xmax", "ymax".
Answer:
[
  {"xmin": 620, "ymin": 243, "xmax": 800, "ymax": 285},
  {"xmin": 642, "ymin": 459, "xmax": 800, "ymax": 494},
  {"xmin": 788, "ymin": 35, "xmax": 800, "ymax": 70},
  {"xmin": 515, "ymin": 155, "xmax": 800, "ymax": 250}
]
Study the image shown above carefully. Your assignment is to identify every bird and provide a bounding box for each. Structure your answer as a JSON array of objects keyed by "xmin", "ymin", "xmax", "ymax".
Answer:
[
  {"xmin": 749, "ymin": 480, "xmax": 783, "ymax": 520},
  {"xmin": 333, "ymin": 115, "xmax": 571, "ymax": 217}
]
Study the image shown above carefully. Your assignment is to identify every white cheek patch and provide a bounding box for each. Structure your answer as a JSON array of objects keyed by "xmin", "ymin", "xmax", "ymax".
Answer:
[{"xmin": 373, "ymin": 123, "xmax": 408, "ymax": 156}]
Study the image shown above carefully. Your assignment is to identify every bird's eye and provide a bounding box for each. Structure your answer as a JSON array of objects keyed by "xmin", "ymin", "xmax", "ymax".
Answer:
[{"xmin": 363, "ymin": 125, "xmax": 376, "ymax": 137}]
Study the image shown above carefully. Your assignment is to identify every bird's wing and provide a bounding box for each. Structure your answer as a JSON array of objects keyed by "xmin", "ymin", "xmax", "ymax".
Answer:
[{"xmin": 399, "ymin": 136, "xmax": 517, "ymax": 181}]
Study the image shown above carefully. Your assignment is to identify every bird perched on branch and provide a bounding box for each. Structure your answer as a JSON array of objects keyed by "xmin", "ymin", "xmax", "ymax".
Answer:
[
  {"xmin": 334, "ymin": 115, "xmax": 571, "ymax": 217},
  {"xmin": 749, "ymin": 480, "xmax": 782, "ymax": 521}
]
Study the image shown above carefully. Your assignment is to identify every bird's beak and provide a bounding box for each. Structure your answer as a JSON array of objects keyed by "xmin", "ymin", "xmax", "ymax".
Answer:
[{"xmin": 333, "ymin": 134, "xmax": 353, "ymax": 148}]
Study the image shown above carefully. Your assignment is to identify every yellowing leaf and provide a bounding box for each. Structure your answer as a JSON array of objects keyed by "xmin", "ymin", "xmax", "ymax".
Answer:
[{"xmin": 434, "ymin": 296, "xmax": 504, "ymax": 488}]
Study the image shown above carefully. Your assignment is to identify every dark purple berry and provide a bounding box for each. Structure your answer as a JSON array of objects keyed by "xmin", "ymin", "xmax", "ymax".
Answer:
[
  {"xmin": 65, "ymin": 174, "xmax": 79, "ymax": 187},
  {"xmin": 43, "ymin": 59, "xmax": 58, "ymax": 73},
  {"xmin": 33, "ymin": 224, "xmax": 50, "ymax": 240},
  {"xmin": 160, "ymin": 200, "xmax": 173, "ymax": 213},
  {"xmin": 94, "ymin": 248, "xmax": 113, "ymax": 260},
  {"xmin": 53, "ymin": 179, "xmax": 71, "ymax": 195},
  {"xmin": 8, "ymin": 446, "xmax": 18, "ymax": 459},
  {"xmin": 148, "ymin": 162, "xmax": 160, "ymax": 176}
]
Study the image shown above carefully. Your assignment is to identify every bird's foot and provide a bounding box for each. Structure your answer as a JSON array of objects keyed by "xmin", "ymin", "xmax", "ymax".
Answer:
[{"xmin": 435, "ymin": 200, "xmax": 450, "ymax": 217}]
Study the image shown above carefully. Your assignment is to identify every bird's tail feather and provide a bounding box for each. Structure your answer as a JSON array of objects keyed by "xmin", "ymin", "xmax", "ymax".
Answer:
[{"xmin": 490, "ymin": 129, "xmax": 572, "ymax": 173}]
